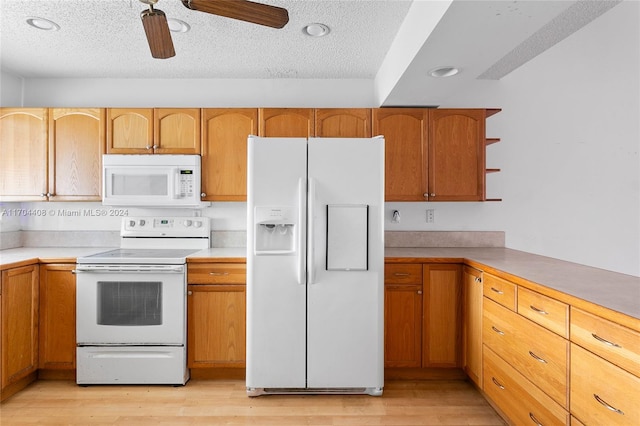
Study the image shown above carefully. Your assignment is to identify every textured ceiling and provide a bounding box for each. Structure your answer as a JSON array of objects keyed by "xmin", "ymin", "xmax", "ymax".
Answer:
[
  {"xmin": 0, "ymin": 0, "xmax": 624, "ymax": 106},
  {"xmin": 0, "ymin": 0, "xmax": 412, "ymax": 79}
]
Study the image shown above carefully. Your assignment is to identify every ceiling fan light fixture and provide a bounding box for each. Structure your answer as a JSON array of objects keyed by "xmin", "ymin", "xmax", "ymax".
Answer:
[
  {"xmin": 167, "ymin": 18, "xmax": 190, "ymax": 33},
  {"xmin": 303, "ymin": 23, "xmax": 330, "ymax": 37},
  {"xmin": 428, "ymin": 66, "xmax": 460, "ymax": 78},
  {"xmin": 26, "ymin": 17, "xmax": 60, "ymax": 31}
]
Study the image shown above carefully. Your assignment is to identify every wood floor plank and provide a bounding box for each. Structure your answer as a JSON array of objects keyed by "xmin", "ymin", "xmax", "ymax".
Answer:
[{"xmin": 0, "ymin": 379, "xmax": 504, "ymax": 425}]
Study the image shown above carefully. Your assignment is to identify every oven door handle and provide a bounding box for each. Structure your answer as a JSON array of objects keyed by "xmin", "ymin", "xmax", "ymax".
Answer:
[{"xmin": 73, "ymin": 265, "xmax": 185, "ymax": 274}]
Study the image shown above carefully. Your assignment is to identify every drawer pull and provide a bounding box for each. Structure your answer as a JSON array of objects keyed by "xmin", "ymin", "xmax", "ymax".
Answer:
[
  {"xmin": 529, "ymin": 305, "xmax": 548, "ymax": 315},
  {"xmin": 593, "ymin": 394, "xmax": 625, "ymax": 415},
  {"xmin": 491, "ymin": 326, "xmax": 505, "ymax": 335},
  {"xmin": 528, "ymin": 351, "xmax": 548, "ymax": 364},
  {"xmin": 491, "ymin": 377, "xmax": 505, "ymax": 390},
  {"xmin": 529, "ymin": 412, "xmax": 543, "ymax": 426},
  {"xmin": 490, "ymin": 287, "xmax": 504, "ymax": 294},
  {"xmin": 591, "ymin": 333, "xmax": 622, "ymax": 348},
  {"xmin": 209, "ymin": 272, "xmax": 230, "ymax": 276},
  {"xmin": 393, "ymin": 273, "xmax": 410, "ymax": 277}
]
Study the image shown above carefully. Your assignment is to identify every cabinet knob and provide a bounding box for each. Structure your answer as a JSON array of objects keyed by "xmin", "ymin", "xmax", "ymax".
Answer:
[
  {"xmin": 153, "ymin": 145, "xmax": 158, "ymax": 149},
  {"xmin": 187, "ymin": 291, "xmax": 193, "ymax": 296},
  {"xmin": 430, "ymin": 193, "xmax": 436, "ymax": 197},
  {"xmin": 145, "ymin": 145, "xmax": 152, "ymax": 150},
  {"xmin": 423, "ymin": 193, "xmax": 428, "ymax": 198},
  {"xmin": 41, "ymin": 193, "xmax": 47, "ymax": 197},
  {"xmin": 417, "ymin": 290, "xmax": 423, "ymax": 295},
  {"xmin": 47, "ymin": 192, "xmax": 53, "ymax": 197},
  {"xmin": 200, "ymin": 192, "xmax": 206, "ymax": 197}
]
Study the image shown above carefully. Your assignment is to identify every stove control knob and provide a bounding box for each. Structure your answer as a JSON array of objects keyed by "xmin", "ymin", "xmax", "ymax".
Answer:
[
  {"xmin": 139, "ymin": 219, "xmax": 146, "ymax": 226},
  {"xmin": 183, "ymin": 220, "xmax": 193, "ymax": 227},
  {"xmin": 193, "ymin": 221, "xmax": 202, "ymax": 228},
  {"xmin": 128, "ymin": 220, "xmax": 136, "ymax": 227}
]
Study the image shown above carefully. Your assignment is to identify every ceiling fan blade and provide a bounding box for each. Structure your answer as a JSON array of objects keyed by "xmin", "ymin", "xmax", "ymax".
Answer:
[
  {"xmin": 182, "ymin": 0, "xmax": 289, "ymax": 29},
  {"xmin": 141, "ymin": 8, "xmax": 176, "ymax": 59}
]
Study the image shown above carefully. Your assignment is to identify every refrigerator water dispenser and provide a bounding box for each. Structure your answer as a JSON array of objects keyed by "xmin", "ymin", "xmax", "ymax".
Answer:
[{"xmin": 254, "ymin": 206, "xmax": 296, "ymax": 254}]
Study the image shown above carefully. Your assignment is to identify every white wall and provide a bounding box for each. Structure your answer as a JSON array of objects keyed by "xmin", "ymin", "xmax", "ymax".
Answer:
[
  {"xmin": 2, "ymin": 2, "xmax": 638, "ymax": 276},
  {"xmin": 0, "ymin": 71, "xmax": 24, "ymax": 106}
]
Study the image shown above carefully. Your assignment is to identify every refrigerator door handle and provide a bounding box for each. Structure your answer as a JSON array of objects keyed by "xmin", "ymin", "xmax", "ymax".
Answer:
[
  {"xmin": 307, "ymin": 177, "xmax": 316, "ymax": 285},
  {"xmin": 297, "ymin": 177, "xmax": 306, "ymax": 285}
]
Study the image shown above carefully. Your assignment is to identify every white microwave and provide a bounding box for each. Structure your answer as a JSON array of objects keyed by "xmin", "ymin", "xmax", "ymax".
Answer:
[{"xmin": 102, "ymin": 155, "xmax": 201, "ymax": 207}]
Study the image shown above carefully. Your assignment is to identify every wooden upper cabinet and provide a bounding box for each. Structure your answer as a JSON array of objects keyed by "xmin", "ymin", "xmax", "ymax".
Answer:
[
  {"xmin": 373, "ymin": 108, "xmax": 427, "ymax": 201},
  {"xmin": 258, "ymin": 108, "xmax": 314, "ymax": 137},
  {"xmin": 49, "ymin": 108, "xmax": 105, "ymax": 201},
  {"xmin": 428, "ymin": 109, "xmax": 485, "ymax": 201},
  {"xmin": 201, "ymin": 108, "xmax": 257, "ymax": 201},
  {"xmin": 106, "ymin": 108, "xmax": 153, "ymax": 153},
  {"xmin": 107, "ymin": 108, "xmax": 199, "ymax": 154},
  {"xmin": 315, "ymin": 108, "xmax": 371, "ymax": 137},
  {"xmin": 0, "ymin": 108, "xmax": 48, "ymax": 201},
  {"xmin": 154, "ymin": 108, "xmax": 200, "ymax": 154}
]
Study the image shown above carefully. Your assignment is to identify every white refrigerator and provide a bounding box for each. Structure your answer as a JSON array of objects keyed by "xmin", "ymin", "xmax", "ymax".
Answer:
[{"xmin": 246, "ymin": 136, "xmax": 384, "ymax": 396}]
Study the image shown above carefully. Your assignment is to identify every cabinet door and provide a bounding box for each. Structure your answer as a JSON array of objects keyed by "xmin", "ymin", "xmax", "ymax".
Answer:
[
  {"xmin": 106, "ymin": 108, "xmax": 154, "ymax": 153},
  {"xmin": 384, "ymin": 284, "xmax": 422, "ymax": 368},
  {"xmin": 315, "ymin": 108, "xmax": 371, "ymax": 137},
  {"xmin": 463, "ymin": 265, "xmax": 483, "ymax": 387},
  {"xmin": 201, "ymin": 108, "xmax": 257, "ymax": 201},
  {"xmin": 187, "ymin": 284, "xmax": 246, "ymax": 368},
  {"xmin": 39, "ymin": 264, "xmax": 76, "ymax": 370},
  {"xmin": 423, "ymin": 264, "xmax": 461, "ymax": 367},
  {"xmin": 0, "ymin": 108, "xmax": 48, "ymax": 201},
  {"xmin": 372, "ymin": 108, "xmax": 427, "ymax": 201},
  {"xmin": 258, "ymin": 108, "xmax": 314, "ymax": 137},
  {"xmin": 428, "ymin": 109, "xmax": 485, "ymax": 201},
  {"xmin": 1, "ymin": 265, "xmax": 38, "ymax": 391},
  {"xmin": 154, "ymin": 108, "xmax": 201, "ymax": 154},
  {"xmin": 49, "ymin": 108, "xmax": 105, "ymax": 201}
]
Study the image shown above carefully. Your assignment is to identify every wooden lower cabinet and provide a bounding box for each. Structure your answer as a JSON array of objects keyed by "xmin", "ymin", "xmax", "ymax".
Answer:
[
  {"xmin": 423, "ymin": 264, "xmax": 461, "ymax": 367},
  {"xmin": 187, "ymin": 263, "xmax": 246, "ymax": 369},
  {"xmin": 384, "ymin": 282, "xmax": 422, "ymax": 368},
  {"xmin": 483, "ymin": 298, "xmax": 569, "ymax": 408},
  {"xmin": 570, "ymin": 343, "xmax": 640, "ymax": 426},
  {"xmin": 462, "ymin": 265, "xmax": 483, "ymax": 386},
  {"xmin": 384, "ymin": 262, "xmax": 462, "ymax": 371},
  {"xmin": 38, "ymin": 264, "xmax": 76, "ymax": 371},
  {"xmin": 1, "ymin": 264, "xmax": 39, "ymax": 401},
  {"xmin": 484, "ymin": 345, "xmax": 569, "ymax": 425}
]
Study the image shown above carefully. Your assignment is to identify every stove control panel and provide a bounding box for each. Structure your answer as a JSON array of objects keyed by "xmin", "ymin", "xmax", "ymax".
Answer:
[{"xmin": 121, "ymin": 216, "xmax": 210, "ymax": 238}]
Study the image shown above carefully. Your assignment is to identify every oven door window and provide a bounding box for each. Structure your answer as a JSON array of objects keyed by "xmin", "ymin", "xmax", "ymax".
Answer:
[{"xmin": 97, "ymin": 281, "xmax": 162, "ymax": 326}]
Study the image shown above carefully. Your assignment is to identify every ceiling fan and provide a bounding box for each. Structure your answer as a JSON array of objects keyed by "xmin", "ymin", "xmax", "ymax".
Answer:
[{"xmin": 140, "ymin": 0, "xmax": 289, "ymax": 59}]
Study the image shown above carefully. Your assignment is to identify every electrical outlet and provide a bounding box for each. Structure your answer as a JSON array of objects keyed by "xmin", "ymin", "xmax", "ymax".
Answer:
[{"xmin": 426, "ymin": 209, "xmax": 435, "ymax": 223}]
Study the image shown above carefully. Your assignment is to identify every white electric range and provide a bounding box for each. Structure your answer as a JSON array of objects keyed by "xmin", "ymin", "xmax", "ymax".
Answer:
[{"xmin": 75, "ymin": 216, "xmax": 210, "ymax": 385}]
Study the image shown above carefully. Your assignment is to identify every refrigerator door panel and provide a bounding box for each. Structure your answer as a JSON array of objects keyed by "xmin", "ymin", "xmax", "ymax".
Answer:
[
  {"xmin": 246, "ymin": 136, "xmax": 308, "ymax": 389},
  {"xmin": 306, "ymin": 137, "xmax": 385, "ymax": 389}
]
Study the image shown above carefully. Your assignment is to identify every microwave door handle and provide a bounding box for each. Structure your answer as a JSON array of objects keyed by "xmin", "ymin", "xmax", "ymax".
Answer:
[{"xmin": 172, "ymin": 167, "xmax": 180, "ymax": 199}]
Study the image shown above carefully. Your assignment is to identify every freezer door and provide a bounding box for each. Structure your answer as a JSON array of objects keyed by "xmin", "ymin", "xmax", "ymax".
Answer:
[
  {"xmin": 306, "ymin": 137, "xmax": 385, "ymax": 389},
  {"xmin": 246, "ymin": 136, "xmax": 308, "ymax": 389}
]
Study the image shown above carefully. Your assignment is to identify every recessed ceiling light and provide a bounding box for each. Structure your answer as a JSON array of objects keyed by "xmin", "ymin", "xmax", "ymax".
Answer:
[
  {"xmin": 428, "ymin": 66, "xmax": 460, "ymax": 78},
  {"xmin": 26, "ymin": 17, "xmax": 60, "ymax": 31},
  {"xmin": 167, "ymin": 18, "xmax": 190, "ymax": 33},
  {"xmin": 303, "ymin": 23, "xmax": 330, "ymax": 37}
]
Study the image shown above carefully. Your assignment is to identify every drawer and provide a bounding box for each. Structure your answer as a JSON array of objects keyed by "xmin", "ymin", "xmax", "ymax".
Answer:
[
  {"xmin": 571, "ymin": 343, "xmax": 640, "ymax": 426},
  {"xmin": 483, "ymin": 345, "xmax": 569, "ymax": 426},
  {"xmin": 570, "ymin": 307, "xmax": 640, "ymax": 377},
  {"xmin": 384, "ymin": 264, "xmax": 422, "ymax": 285},
  {"xmin": 518, "ymin": 287, "xmax": 569, "ymax": 338},
  {"xmin": 483, "ymin": 273, "xmax": 517, "ymax": 311},
  {"xmin": 483, "ymin": 298, "xmax": 569, "ymax": 408},
  {"xmin": 187, "ymin": 263, "xmax": 246, "ymax": 284}
]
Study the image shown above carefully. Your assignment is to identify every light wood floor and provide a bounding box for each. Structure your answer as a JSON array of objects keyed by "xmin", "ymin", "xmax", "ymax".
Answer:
[{"xmin": 0, "ymin": 379, "xmax": 505, "ymax": 425}]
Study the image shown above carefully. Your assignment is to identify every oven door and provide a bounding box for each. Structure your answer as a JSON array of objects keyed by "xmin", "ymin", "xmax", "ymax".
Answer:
[{"xmin": 75, "ymin": 264, "xmax": 186, "ymax": 345}]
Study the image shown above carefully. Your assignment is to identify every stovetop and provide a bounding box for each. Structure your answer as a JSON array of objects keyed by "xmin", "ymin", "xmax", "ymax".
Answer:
[
  {"xmin": 77, "ymin": 216, "xmax": 210, "ymax": 265},
  {"xmin": 77, "ymin": 248, "xmax": 203, "ymax": 265}
]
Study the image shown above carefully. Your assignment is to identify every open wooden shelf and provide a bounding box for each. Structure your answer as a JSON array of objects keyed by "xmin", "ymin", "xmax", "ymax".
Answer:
[
  {"xmin": 486, "ymin": 137, "xmax": 501, "ymax": 146},
  {"xmin": 486, "ymin": 168, "xmax": 501, "ymax": 174}
]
